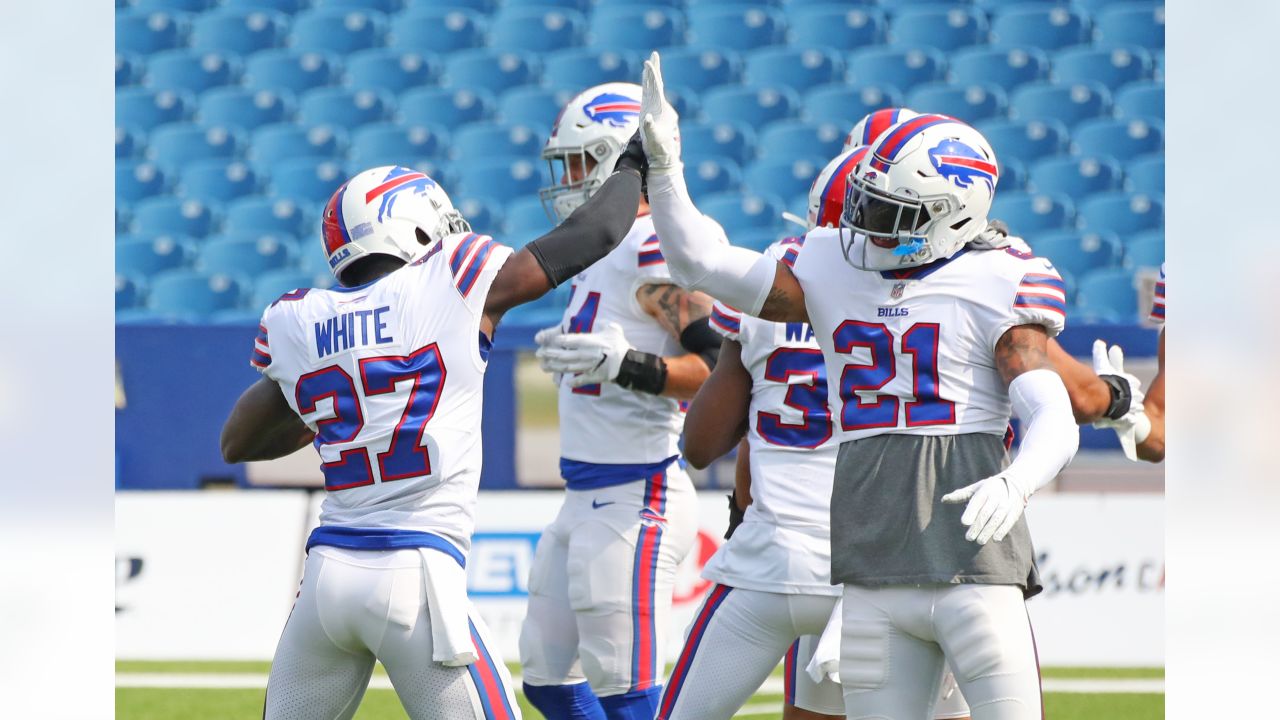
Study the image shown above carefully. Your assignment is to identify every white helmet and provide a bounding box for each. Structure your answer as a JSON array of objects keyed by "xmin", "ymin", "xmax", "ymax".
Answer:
[
  {"xmin": 806, "ymin": 145, "xmax": 870, "ymax": 229},
  {"xmin": 843, "ymin": 107, "xmax": 920, "ymax": 152},
  {"xmin": 321, "ymin": 165, "xmax": 470, "ymax": 283},
  {"xmin": 841, "ymin": 115, "xmax": 1000, "ymax": 270},
  {"xmin": 539, "ymin": 82, "xmax": 642, "ymax": 223}
]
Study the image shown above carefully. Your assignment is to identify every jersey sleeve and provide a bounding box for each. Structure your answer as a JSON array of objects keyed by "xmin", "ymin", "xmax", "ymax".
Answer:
[
  {"xmin": 1149, "ymin": 264, "xmax": 1165, "ymax": 324},
  {"xmin": 437, "ymin": 232, "xmax": 515, "ymax": 314},
  {"xmin": 250, "ymin": 288, "xmax": 310, "ymax": 380},
  {"xmin": 709, "ymin": 301, "xmax": 743, "ymax": 342},
  {"xmin": 635, "ymin": 230, "xmax": 673, "ymax": 281},
  {"xmin": 987, "ymin": 258, "xmax": 1067, "ymax": 350}
]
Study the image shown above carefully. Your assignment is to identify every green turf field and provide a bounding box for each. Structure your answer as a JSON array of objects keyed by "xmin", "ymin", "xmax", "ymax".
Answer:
[{"xmin": 116, "ymin": 661, "xmax": 1164, "ymax": 719}]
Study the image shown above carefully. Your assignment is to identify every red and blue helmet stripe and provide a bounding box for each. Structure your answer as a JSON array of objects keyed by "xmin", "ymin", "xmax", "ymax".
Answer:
[
  {"xmin": 815, "ymin": 146, "xmax": 870, "ymax": 228},
  {"xmin": 869, "ymin": 114, "xmax": 955, "ymax": 172},
  {"xmin": 322, "ymin": 181, "xmax": 352, "ymax": 257},
  {"xmin": 858, "ymin": 108, "xmax": 906, "ymax": 146}
]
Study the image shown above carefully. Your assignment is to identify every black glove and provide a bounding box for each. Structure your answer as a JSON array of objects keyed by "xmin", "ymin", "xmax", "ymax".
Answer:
[
  {"xmin": 613, "ymin": 131, "xmax": 648, "ymax": 186},
  {"xmin": 724, "ymin": 491, "xmax": 745, "ymax": 540},
  {"xmin": 1099, "ymin": 373, "xmax": 1134, "ymax": 421}
]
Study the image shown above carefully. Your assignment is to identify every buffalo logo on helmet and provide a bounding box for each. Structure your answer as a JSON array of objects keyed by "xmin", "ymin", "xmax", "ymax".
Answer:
[
  {"xmin": 366, "ymin": 167, "xmax": 439, "ymax": 224},
  {"xmin": 927, "ymin": 139, "xmax": 998, "ymax": 193},
  {"xmin": 581, "ymin": 92, "xmax": 641, "ymax": 128}
]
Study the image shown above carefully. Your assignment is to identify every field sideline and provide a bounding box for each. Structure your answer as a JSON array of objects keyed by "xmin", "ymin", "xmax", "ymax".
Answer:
[{"xmin": 116, "ymin": 661, "xmax": 1165, "ymax": 719}]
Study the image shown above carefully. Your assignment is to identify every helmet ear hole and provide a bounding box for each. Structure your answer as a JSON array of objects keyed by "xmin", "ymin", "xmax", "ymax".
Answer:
[{"xmin": 415, "ymin": 227, "xmax": 431, "ymax": 246}]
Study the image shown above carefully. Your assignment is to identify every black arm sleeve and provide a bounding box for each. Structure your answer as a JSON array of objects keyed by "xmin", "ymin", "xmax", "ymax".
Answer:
[
  {"xmin": 526, "ymin": 167, "xmax": 642, "ymax": 288},
  {"xmin": 679, "ymin": 317, "xmax": 722, "ymax": 370}
]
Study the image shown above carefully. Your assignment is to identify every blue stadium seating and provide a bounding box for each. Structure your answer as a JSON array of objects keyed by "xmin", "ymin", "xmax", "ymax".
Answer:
[
  {"xmin": 117, "ymin": 274, "xmax": 144, "ymax": 310},
  {"xmin": 744, "ymin": 47, "xmax": 844, "ymax": 93},
  {"xmin": 948, "ymin": 46, "xmax": 1050, "ymax": 92},
  {"xmin": 1077, "ymin": 192, "xmax": 1163, "ymax": 235},
  {"xmin": 147, "ymin": 124, "xmax": 243, "ymax": 173},
  {"xmin": 804, "ymin": 83, "xmax": 904, "ymax": 127},
  {"xmin": 890, "ymin": 7, "xmax": 988, "ymax": 52},
  {"xmin": 349, "ymin": 123, "xmax": 446, "ymax": 167},
  {"xmin": 197, "ymin": 88, "xmax": 292, "ymax": 132},
  {"xmin": 117, "ymin": 234, "xmax": 194, "ymax": 277},
  {"xmin": 289, "ymin": 9, "xmax": 385, "ymax": 54},
  {"xmin": 270, "ymin": 158, "xmax": 346, "ymax": 204},
  {"xmin": 189, "ymin": 9, "xmax": 288, "ymax": 55},
  {"xmin": 681, "ymin": 121, "xmax": 756, "ymax": 165},
  {"xmin": 297, "ymin": 88, "xmax": 393, "ymax": 130},
  {"xmin": 756, "ymin": 120, "xmax": 845, "ymax": 162},
  {"xmin": 223, "ymin": 0, "xmax": 305, "ymax": 11},
  {"xmin": 178, "ymin": 160, "xmax": 259, "ymax": 203},
  {"xmin": 1114, "ymin": 80, "xmax": 1163, "ymax": 120},
  {"xmin": 118, "ymin": 161, "xmax": 168, "ymax": 203},
  {"xmin": 878, "ymin": 0, "xmax": 969, "ymax": 8},
  {"xmin": 453, "ymin": 197, "xmax": 505, "ymax": 234},
  {"xmin": 118, "ymin": 207, "xmax": 133, "ymax": 234},
  {"xmin": 541, "ymin": 49, "xmax": 636, "ymax": 95},
  {"xmin": 1124, "ymin": 229, "xmax": 1164, "ymax": 269},
  {"xmin": 224, "ymin": 196, "xmax": 311, "ymax": 237},
  {"xmin": 490, "ymin": 7, "xmax": 586, "ymax": 53},
  {"xmin": 403, "ymin": 0, "xmax": 495, "ymax": 11},
  {"xmin": 846, "ymin": 46, "xmax": 947, "ymax": 93},
  {"xmin": 989, "ymin": 6, "xmax": 1091, "ymax": 51},
  {"xmin": 906, "ymin": 83, "xmax": 1008, "ymax": 124},
  {"xmin": 133, "ymin": 0, "xmax": 213, "ymax": 11},
  {"xmin": 978, "ymin": 119, "xmax": 1069, "ymax": 166},
  {"xmin": 1028, "ymin": 154, "xmax": 1124, "ymax": 197},
  {"xmin": 685, "ymin": 157, "xmax": 743, "ymax": 199},
  {"xmin": 687, "ymin": 6, "xmax": 786, "ymax": 51},
  {"xmin": 451, "ymin": 122, "xmax": 546, "ymax": 162},
  {"xmin": 1126, "ymin": 154, "xmax": 1163, "ymax": 196},
  {"xmin": 664, "ymin": 85, "xmax": 702, "ymax": 119},
  {"xmin": 298, "ymin": 240, "xmax": 339, "ymax": 276},
  {"xmin": 659, "ymin": 47, "xmax": 742, "ymax": 92},
  {"xmin": 744, "ymin": 157, "xmax": 825, "ymax": 202},
  {"xmin": 345, "ymin": 49, "xmax": 438, "ymax": 94},
  {"xmin": 504, "ymin": 0, "xmax": 589, "ymax": 10},
  {"xmin": 504, "ymin": 197, "xmax": 554, "ymax": 240},
  {"xmin": 989, "ymin": 192, "xmax": 1075, "ymax": 235},
  {"xmin": 242, "ymin": 50, "xmax": 342, "ymax": 94},
  {"xmin": 145, "ymin": 50, "xmax": 240, "ymax": 94},
  {"xmin": 387, "ymin": 9, "xmax": 486, "ymax": 53},
  {"xmin": 699, "ymin": 191, "xmax": 786, "ymax": 233},
  {"xmin": 444, "ymin": 49, "xmax": 541, "ymax": 95},
  {"xmin": 594, "ymin": 0, "xmax": 684, "ymax": 8},
  {"xmin": 197, "ymin": 233, "xmax": 296, "ymax": 276},
  {"xmin": 1072, "ymin": 118, "xmax": 1163, "ymax": 162},
  {"xmin": 147, "ymin": 270, "xmax": 244, "ymax": 317},
  {"xmin": 731, "ymin": 229, "xmax": 786, "ymax": 253},
  {"xmin": 398, "ymin": 87, "xmax": 494, "ymax": 130},
  {"xmin": 131, "ymin": 197, "xmax": 220, "ymax": 238},
  {"xmin": 118, "ymin": 53, "xmax": 143, "ymax": 86},
  {"xmin": 1052, "ymin": 46, "xmax": 1153, "ymax": 91},
  {"xmin": 1031, "ymin": 230, "xmax": 1123, "ymax": 279},
  {"xmin": 251, "ymin": 269, "xmax": 332, "ymax": 309},
  {"xmin": 1010, "ymin": 81, "xmax": 1111, "ymax": 128},
  {"xmin": 590, "ymin": 7, "xmax": 685, "ymax": 51},
  {"xmin": 1094, "ymin": 3, "xmax": 1164, "ymax": 49},
  {"xmin": 455, "ymin": 158, "xmax": 549, "ymax": 206},
  {"xmin": 117, "ymin": 128, "xmax": 142, "ymax": 158},
  {"xmin": 498, "ymin": 87, "xmax": 573, "ymax": 130},
  {"xmin": 314, "ymin": 0, "xmax": 400, "ymax": 12},
  {"xmin": 1076, "ymin": 267, "xmax": 1139, "ymax": 319},
  {"xmin": 250, "ymin": 124, "xmax": 347, "ymax": 169},
  {"xmin": 117, "ymin": 11, "xmax": 187, "ymax": 55},
  {"xmin": 998, "ymin": 157, "xmax": 1027, "ymax": 192},
  {"xmin": 702, "ymin": 85, "xmax": 800, "ymax": 127},
  {"xmin": 788, "ymin": 6, "xmax": 885, "ymax": 50}
]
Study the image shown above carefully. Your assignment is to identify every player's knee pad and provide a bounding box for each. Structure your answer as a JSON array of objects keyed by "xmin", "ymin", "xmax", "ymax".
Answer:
[
  {"xmin": 598, "ymin": 687, "xmax": 662, "ymax": 720},
  {"xmin": 523, "ymin": 681, "xmax": 607, "ymax": 720}
]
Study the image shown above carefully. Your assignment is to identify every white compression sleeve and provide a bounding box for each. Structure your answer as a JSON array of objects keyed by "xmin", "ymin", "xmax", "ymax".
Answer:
[
  {"xmin": 1004, "ymin": 368, "xmax": 1080, "ymax": 498},
  {"xmin": 647, "ymin": 169, "xmax": 779, "ymax": 315}
]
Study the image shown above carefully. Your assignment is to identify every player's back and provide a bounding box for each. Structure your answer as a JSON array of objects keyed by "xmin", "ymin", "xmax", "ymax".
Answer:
[{"xmin": 255, "ymin": 231, "xmax": 512, "ymax": 551}]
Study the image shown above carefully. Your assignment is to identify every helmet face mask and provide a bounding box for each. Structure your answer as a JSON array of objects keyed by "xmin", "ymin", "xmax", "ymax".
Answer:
[
  {"xmin": 538, "ymin": 139, "xmax": 612, "ymax": 223},
  {"xmin": 539, "ymin": 82, "xmax": 641, "ymax": 223}
]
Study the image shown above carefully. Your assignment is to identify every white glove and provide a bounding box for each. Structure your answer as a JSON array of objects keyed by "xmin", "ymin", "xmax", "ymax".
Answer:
[
  {"xmin": 640, "ymin": 51, "xmax": 682, "ymax": 175},
  {"xmin": 535, "ymin": 321, "xmax": 632, "ymax": 388},
  {"xmin": 533, "ymin": 324, "xmax": 567, "ymax": 384},
  {"xmin": 941, "ymin": 474, "xmax": 1030, "ymax": 546},
  {"xmin": 1089, "ymin": 339, "xmax": 1151, "ymax": 461}
]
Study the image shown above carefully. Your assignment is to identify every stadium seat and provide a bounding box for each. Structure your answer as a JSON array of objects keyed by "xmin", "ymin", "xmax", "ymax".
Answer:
[
  {"xmin": 1072, "ymin": 118, "xmax": 1164, "ymax": 162},
  {"xmin": 744, "ymin": 47, "xmax": 844, "ymax": 94},
  {"xmin": 289, "ymin": 9, "xmax": 385, "ymax": 55},
  {"xmin": 118, "ymin": 161, "xmax": 168, "ymax": 203},
  {"xmin": 345, "ymin": 49, "xmax": 438, "ymax": 95},
  {"xmin": 132, "ymin": 0, "xmax": 212, "ymax": 11},
  {"xmin": 117, "ymin": 234, "xmax": 195, "ymax": 276},
  {"xmin": 905, "ymin": 83, "xmax": 1008, "ymax": 124},
  {"xmin": 455, "ymin": 158, "xmax": 549, "ymax": 206},
  {"xmin": 685, "ymin": 157, "xmax": 743, "ymax": 200},
  {"xmin": 398, "ymin": 87, "xmax": 495, "ymax": 130},
  {"xmin": 1075, "ymin": 267, "xmax": 1139, "ymax": 319},
  {"xmin": 989, "ymin": 6, "xmax": 1090, "ymax": 51},
  {"xmin": 443, "ymin": 49, "xmax": 541, "ymax": 95},
  {"xmin": 1123, "ymin": 229, "xmax": 1164, "ymax": 270},
  {"xmin": 178, "ymin": 160, "xmax": 260, "ymax": 203},
  {"xmin": 594, "ymin": 0, "xmax": 684, "ymax": 8},
  {"xmin": 146, "ymin": 123, "xmax": 243, "ymax": 173},
  {"xmin": 1125, "ymin": 154, "xmax": 1163, "ymax": 196},
  {"xmin": 197, "ymin": 88, "xmax": 292, "ymax": 132},
  {"xmin": 731, "ymin": 228, "xmax": 786, "ymax": 253},
  {"xmin": 117, "ymin": 207, "xmax": 133, "ymax": 235},
  {"xmin": 117, "ymin": 274, "xmax": 145, "ymax": 310},
  {"xmin": 755, "ymin": 120, "xmax": 845, "ymax": 161},
  {"xmin": 503, "ymin": 197, "xmax": 554, "ymax": 240},
  {"xmin": 1095, "ymin": 2, "xmax": 1164, "ymax": 49},
  {"xmin": 1077, "ymin": 192, "xmax": 1163, "ymax": 235},
  {"xmin": 387, "ymin": 9, "xmax": 486, "ymax": 53},
  {"xmin": 1052, "ymin": 46, "xmax": 1153, "ymax": 91},
  {"xmin": 687, "ymin": 6, "xmax": 786, "ymax": 51},
  {"xmin": 450, "ymin": 122, "xmax": 546, "ymax": 162},
  {"xmin": 117, "ymin": 53, "xmax": 142, "ymax": 86},
  {"xmin": 1009, "ymin": 82, "xmax": 1111, "ymax": 128},
  {"xmin": 698, "ymin": 191, "xmax": 786, "ymax": 233},
  {"xmin": 252, "ymin": 269, "xmax": 333, "ymax": 309},
  {"xmin": 787, "ymin": 6, "xmax": 886, "ymax": 51},
  {"xmin": 403, "ymin": 0, "xmax": 495, "ymax": 11},
  {"xmin": 224, "ymin": 196, "xmax": 311, "ymax": 237},
  {"xmin": 681, "ymin": 121, "xmax": 756, "ymax": 165},
  {"xmin": 890, "ymin": 6, "xmax": 988, "ymax": 52},
  {"xmin": 270, "ymin": 158, "xmax": 347, "ymax": 204},
  {"xmin": 117, "ymin": 127, "xmax": 142, "ymax": 159},
  {"xmin": 505, "ymin": 0, "xmax": 589, "ymax": 10},
  {"xmin": 117, "ymin": 10, "xmax": 187, "ymax": 55},
  {"xmin": 997, "ymin": 157, "xmax": 1027, "ymax": 192},
  {"xmin": 1030, "ymin": 230, "xmax": 1123, "ymax": 279},
  {"xmin": 147, "ymin": 270, "xmax": 244, "ymax": 318},
  {"xmin": 589, "ymin": 6, "xmax": 685, "ymax": 51},
  {"xmin": 659, "ymin": 47, "xmax": 741, "ymax": 92},
  {"xmin": 243, "ymin": 49, "xmax": 342, "ymax": 94},
  {"xmin": 297, "ymin": 87, "xmax": 393, "ymax": 130},
  {"xmin": 702, "ymin": 85, "xmax": 800, "ymax": 127},
  {"xmin": 250, "ymin": 124, "xmax": 347, "ymax": 169},
  {"xmin": 1028, "ymin": 155, "xmax": 1124, "ymax": 197},
  {"xmin": 846, "ymin": 46, "xmax": 947, "ymax": 94},
  {"xmin": 500, "ymin": 286, "xmax": 569, "ymax": 328},
  {"xmin": 744, "ymin": 157, "xmax": 825, "ymax": 202},
  {"xmin": 989, "ymin": 192, "xmax": 1075, "ymax": 235},
  {"xmin": 314, "ymin": 0, "xmax": 400, "ymax": 11},
  {"xmin": 977, "ymin": 119, "xmax": 1069, "ymax": 166},
  {"xmin": 189, "ymin": 9, "xmax": 288, "ymax": 55},
  {"xmin": 498, "ymin": 87, "xmax": 574, "ymax": 129},
  {"xmin": 541, "ymin": 48, "xmax": 636, "ymax": 95},
  {"xmin": 349, "ymin": 123, "xmax": 446, "ymax": 167},
  {"xmin": 804, "ymin": 83, "xmax": 905, "ymax": 127},
  {"xmin": 117, "ymin": 87, "xmax": 194, "ymax": 133},
  {"xmin": 878, "ymin": 0, "xmax": 969, "ymax": 8},
  {"xmin": 197, "ymin": 233, "xmax": 297, "ymax": 276},
  {"xmin": 131, "ymin": 197, "xmax": 220, "ymax": 238},
  {"xmin": 948, "ymin": 46, "xmax": 1050, "ymax": 93},
  {"xmin": 489, "ymin": 7, "xmax": 586, "ymax": 53},
  {"xmin": 453, "ymin": 197, "xmax": 505, "ymax": 234},
  {"xmin": 145, "ymin": 50, "xmax": 240, "ymax": 94},
  {"xmin": 223, "ymin": 0, "xmax": 305, "ymax": 10},
  {"xmin": 1114, "ymin": 80, "xmax": 1164, "ymax": 120}
]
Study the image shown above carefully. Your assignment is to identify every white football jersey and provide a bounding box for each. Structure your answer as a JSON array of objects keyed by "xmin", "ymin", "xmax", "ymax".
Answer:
[
  {"xmin": 789, "ymin": 228, "xmax": 1066, "ymax": 444},
  {"xmin": 253, "ymin": 232, "xmax": 513, "ymax": 552},
  {"xmin": 554, "ymin": 214, "xmax": 685, "ymax": 473},
  {"xmin": 1150, "ymin": 263, "xmax": 1165, "ymax": 324},
  {"xmin": 701, "ymin": 237, "xmax": 841, "ymax": 596}
]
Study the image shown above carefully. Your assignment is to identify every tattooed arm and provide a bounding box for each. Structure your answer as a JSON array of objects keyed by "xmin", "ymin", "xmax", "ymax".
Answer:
[{"xmin": 635, "ymin": 282, "xmax": 715, "ymax": 400}]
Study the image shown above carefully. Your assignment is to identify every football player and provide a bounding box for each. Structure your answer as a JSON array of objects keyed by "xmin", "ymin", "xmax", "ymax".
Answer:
[
  {"xmin": 218, "ymin": 151, "xmax": 646, "ymax": 720},
  {"xmin": 516, "ymin": 82, "xmax": 721, "ymax": 720},
  {"xmin": 638, "ymin": 51, "xmax": 1080, "ymax": 718},
  {"xmin": 1092, "ymin": 265, "xmax": 1164, "ymax": 461}
]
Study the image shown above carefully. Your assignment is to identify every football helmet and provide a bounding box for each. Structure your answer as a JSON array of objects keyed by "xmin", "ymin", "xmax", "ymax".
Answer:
[
  {"xmin": 841, "ymin": 115, "xmax": 1000, "ymax": 270},
  {"xmin": 843, "ymin": 107, "xmax": 920, "ymax": 152},
  {"xmin": 539, "ymin": 82, "xmax": 642, "ymax": 223},
  {"xmin": 806, "ymin": 145, "xmax": 870, "ymax": 229},
  {"xmin": 321, "ymin": 166, "xmax": 470, "ymax": 283}
]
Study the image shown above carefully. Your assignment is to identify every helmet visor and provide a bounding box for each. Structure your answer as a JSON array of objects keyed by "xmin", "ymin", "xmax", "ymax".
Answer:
[
  {"xmin": 843, "ymin": 179, "xmax": 931, "ymax": 241},
  {"xmin": 539, "ymin": 148, "xmax": 598, "ymax": 222}
]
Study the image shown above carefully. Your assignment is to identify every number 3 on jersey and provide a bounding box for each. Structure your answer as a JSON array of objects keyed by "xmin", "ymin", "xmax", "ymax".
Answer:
[
  {"xmin": 756, "ymin": 347, "xmax": 832, "ymax": 448},
  {"xmin": 833, "ymin": 321, "xmax": 955, "ymax": 431},
  {"xmin": 295, "ymin": 344, "xmax": 446, "ymax": 491}
]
